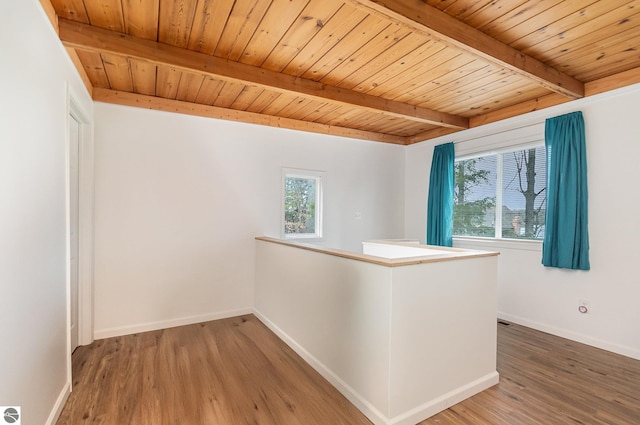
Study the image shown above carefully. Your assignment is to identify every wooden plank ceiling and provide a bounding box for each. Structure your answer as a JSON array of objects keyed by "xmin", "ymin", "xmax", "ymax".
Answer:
[{"xmin": 46, "ymin": 0, "xmax": 640, "ymax": 144}]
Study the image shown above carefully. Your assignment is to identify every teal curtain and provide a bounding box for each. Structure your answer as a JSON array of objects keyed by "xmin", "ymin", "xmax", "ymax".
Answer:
[
  {"xmin": 542, "ymin": 111, "xmax": 590, "ymax": 270},
  {"xmin": 427, "ymin": 142, "xmax": 455, "ymax": 247}
]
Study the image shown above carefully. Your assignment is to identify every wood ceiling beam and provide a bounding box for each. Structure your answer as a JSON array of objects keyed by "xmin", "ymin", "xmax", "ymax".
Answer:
[
  {"xmin": 93, "ymin": 88, "xmax": 407, "ymax": 144},
  {"xmin": 58, "ymin": 18, "xmax": 468, "ymax": 130},
  {"xmin": 348, "ymin": 0, "xmax": 585, "ymax": 99}
]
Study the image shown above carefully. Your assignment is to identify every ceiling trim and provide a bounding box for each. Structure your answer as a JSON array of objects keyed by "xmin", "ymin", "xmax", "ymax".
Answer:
[
  {"xmin": 348, "ymin": 0, "xmax": 585, "ymax": 99},
  {"xmin": 469, "ymin": 67, "xmax": 640, "ymax": 129},
  {"xmin": 469, "ymin": 93, "xmax": 571, "ymax": 129},
  {"xmin": 58, "ymin": 18, "xmax": 469, "ymax": 130},
  {"xmin": 405, "ymin": 127, "xmax": 459, "ymax": 145},
  {"xmin": 583, "ymin": 67, "xmax": 640, "ymax": 97},
  {"xmin": 39, "ymin": 1, "xmax": 93, "ymax": 96},
  {"xmin": 93, "ymin": 88, "xmax": 408, "ymax": 144},
  {"xmin": 65, "ymin": 47, "xmax": 93, "ymax": 97},
  {"xmin": 38, "ymin": 0, "xmax": 58, "ymax": 33},
  {"xmin": 406, "ymin": 66, "xmax": 640, "ymax": 144}
]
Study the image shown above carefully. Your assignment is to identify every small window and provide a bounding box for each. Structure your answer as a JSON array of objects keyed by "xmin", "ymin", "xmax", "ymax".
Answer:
[
  {"xmin": 453, "ymin": 145, "xmax": 546, "ymax": 240},
  {"xmin": 282, "ymin": 169, "xmax": 324, "ymax": 239}
]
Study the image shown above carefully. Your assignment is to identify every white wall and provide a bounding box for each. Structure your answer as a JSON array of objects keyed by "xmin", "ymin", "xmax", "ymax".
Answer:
[
  {"xmin": 405, "ymin": 83, "xmax": 640, "ymax": 359},
  {"xmin": 93, "ymin": 103, "xmax": 405, "ymax": 337},
  {"xmin": 0, "ymin": 1, "xmax": 93, "ymax": 424}
]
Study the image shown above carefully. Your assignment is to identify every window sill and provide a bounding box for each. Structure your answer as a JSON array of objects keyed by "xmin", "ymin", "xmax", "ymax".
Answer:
[
  {"xmin": 453, "ymin": 236, "xmax": 542, "ymax": 252},
  {"xmin": 283, "ymin": 235, "xmax": 324, "ymax": 243}
]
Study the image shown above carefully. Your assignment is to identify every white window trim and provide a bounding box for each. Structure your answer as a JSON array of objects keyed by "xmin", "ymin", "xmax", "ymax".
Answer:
[
  {"xmin": 495, "ymin": 153, "xmax": 504, "ymax": 239},
  {"xmin": 455, "ymin": 139, "xmax": 545, "ymax": 162},
  {"xmin": 454, "ymin": 122, "xmax": 545, "ymax": 158},
  {"xmin": 281, "ymin": 168, "xmax": 325, "ymax": 240}
]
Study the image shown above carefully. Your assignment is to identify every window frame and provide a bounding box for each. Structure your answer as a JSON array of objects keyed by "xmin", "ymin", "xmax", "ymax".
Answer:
[
  {"xmin": 281, "ymin": 168, "xmax": 325, "ymax": 240},
  {"xmin": 453, "ymin": 140, "xmax": 546, "ymax": 243}
]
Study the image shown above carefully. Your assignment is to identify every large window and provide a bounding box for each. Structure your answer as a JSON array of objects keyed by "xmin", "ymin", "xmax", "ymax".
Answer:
[
  {"xmin": 453, "ymin": 145, "xmax": 546, "ymax": 240},
  {"xmin": 282, "ymin": 168, "xmax": 324, "ymax": 239}
]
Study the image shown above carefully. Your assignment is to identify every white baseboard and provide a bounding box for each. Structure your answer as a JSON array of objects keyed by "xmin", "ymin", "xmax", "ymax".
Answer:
[
  {"xmin": 253, "ymin": 308, "xmax": 389, "ymax": 425},
  {"xmin": 498, "ymin": 312, "xmax": 640, "ymax": 361},
  {"xmin": 94, "ymin": 307, "xmax": 254, "ymax": 339},
  {"xmin": 389, "ymin": 372, "xmax": 499, "ymax": 425},
  {"xmin": 254, "ymin": 308, "xmax": 498, "ymax": 425},
  {"xmin": 46, "ymin": 380, "xmax": 71, "ymax": 425}
]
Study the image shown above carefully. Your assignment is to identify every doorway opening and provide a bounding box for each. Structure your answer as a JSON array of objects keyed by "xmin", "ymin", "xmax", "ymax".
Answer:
[{"xmin": 67, "ymin": 95, "xmax": 94, "ymax": 359}]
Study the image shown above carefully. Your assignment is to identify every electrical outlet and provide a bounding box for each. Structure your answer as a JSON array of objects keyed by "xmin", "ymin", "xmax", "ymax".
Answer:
[{"xmin": 578, "ymin": 299, "xmax": 590, "ymax": 314}]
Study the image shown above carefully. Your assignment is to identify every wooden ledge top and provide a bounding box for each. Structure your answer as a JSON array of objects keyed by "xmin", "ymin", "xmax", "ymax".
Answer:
[{"xmin": 255, "ymin": 236, "xmax": 498, "ymax": 267}]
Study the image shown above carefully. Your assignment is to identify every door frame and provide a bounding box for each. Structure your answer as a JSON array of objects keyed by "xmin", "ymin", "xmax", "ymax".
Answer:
[
  {"xmin": 69, "ymin": 111, "xmax": 80, "ymax": 352},
  {"xmin": 66, "ymin": 88, "xmax": 94, "ymax": 362}
]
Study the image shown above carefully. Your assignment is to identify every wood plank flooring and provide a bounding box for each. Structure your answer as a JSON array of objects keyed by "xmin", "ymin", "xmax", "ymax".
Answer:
[
  {"xmin": 57, "ymin": 316, "xmax": 640, "ymax": 425},
  {"xmin": 57, "ymin": 315, "xmax": 369, "ymax": 425},
  {"xmin": 424, "ymin": 321, "xmax": 640, "ymax": 425}
]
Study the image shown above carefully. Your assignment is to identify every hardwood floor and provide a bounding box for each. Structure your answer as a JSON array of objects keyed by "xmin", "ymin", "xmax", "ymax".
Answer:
[
  {"xmin": 57, "ymin": 315, "xmax": 369, "ymax": 425},
  {"xmin": 424, "ymin": 321, "xmax": 640, "ymax": 424},
  {"xmin": 57, "ymin": 316, "xmax": 640, "ymax": 425}
]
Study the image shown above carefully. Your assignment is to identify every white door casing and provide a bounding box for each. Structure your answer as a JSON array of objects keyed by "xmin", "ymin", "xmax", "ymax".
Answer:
[
  {"xmin": 66, "ymin": 91, "xmax": 94, "ymax": 367},
  {"xmin": 69, "ymin": 114, "xmax": 80, "ymax": 352}
]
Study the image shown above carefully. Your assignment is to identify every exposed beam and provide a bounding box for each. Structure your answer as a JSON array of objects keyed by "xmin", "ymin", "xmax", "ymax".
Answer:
[
  {"xmin": 348, "ymin": 0, "xmax": 585, "ymax": 99},
  {"xmin": 93, "ymin": 88, "xmax": 407, "ymax": 144},
  {"xmin": 59, "ymin": 18, "xmax": 468, "ymax": 130}
]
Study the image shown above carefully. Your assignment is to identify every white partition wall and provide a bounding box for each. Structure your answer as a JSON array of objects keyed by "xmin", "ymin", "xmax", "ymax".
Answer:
[
  {"xmin": 254, "ymin": 238, "xmax": 499, "ymax": 425},
  {"xmin": 255, "ymin": 240, "xmax": 393, "ymax": 419},
  {"xmin": 389, "ymin": 259, "xmax": 498, "ymax": 420}
]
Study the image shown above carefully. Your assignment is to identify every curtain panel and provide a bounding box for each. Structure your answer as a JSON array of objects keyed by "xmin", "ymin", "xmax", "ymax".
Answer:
[
  {"xmin": 427, "ymin": 142, "xmax": 455, "ymax": 247},
  {"xmin": 542, "ymin": 111, "xmax": 590, "ymax": 270}
]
